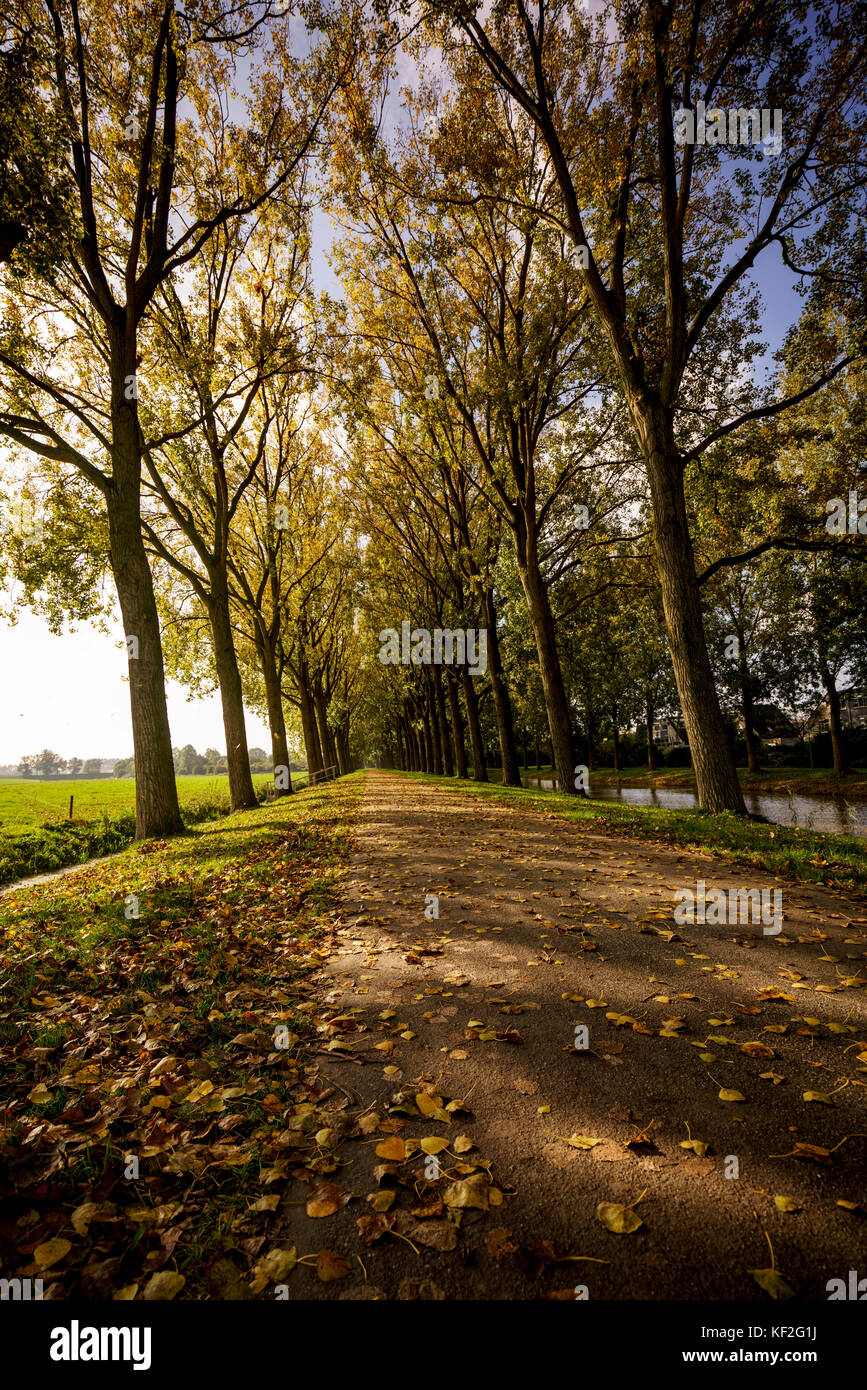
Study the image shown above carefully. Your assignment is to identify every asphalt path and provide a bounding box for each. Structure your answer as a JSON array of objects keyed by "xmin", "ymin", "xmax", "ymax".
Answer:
[{"xmin": 283, "ymin": 771, "xmax": 867, "ymax": 1301}]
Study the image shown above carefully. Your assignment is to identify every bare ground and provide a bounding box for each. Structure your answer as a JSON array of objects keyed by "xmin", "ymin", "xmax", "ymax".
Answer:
[{"xmin": 282, "ymin": 771, "xmax": 867, "ymax": 1301}]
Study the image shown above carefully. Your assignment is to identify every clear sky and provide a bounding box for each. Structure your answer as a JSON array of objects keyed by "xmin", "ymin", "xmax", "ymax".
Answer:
[{"xmin": 0, "ymin": 607, "xmax": 272, "ymax": 765}]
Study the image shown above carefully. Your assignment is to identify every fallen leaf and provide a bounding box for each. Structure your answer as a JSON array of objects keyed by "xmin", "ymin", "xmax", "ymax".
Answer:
[
  {"xmin": 750, "ymin": 1268, "xmax": 796, "ymax": 1300},
  {"xmin": 33, "ymin": 1238, "xmax": 71, "ymax": 1270},
  {"xmin": 316, "ymin": 1249, "xmax": 352, "ymax": 1282},
  {"xmin": 773, "ymin": 1196, "xmax": 803, "ymax": 1213},
  {"xmin": 142, "ymin": 1270, "xmax": 185, "ymax": 1301},
  {"xmin": 375, "ymin": 1137, "xmax": 406, "ymax": 1161},
  {"xmin": 597, "ymin": 1202, "xmax": 643, "ymax": 1233}
]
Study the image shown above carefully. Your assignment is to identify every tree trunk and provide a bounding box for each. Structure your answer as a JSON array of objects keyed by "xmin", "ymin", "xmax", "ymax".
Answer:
[
  {"xmin": 461, "ymin": 670, "xmax": 488, "ymax": 781},
  {"xmin": 314, "ymin": 677, "xmax": 338, "ymax": 772},
  {"xmin": 427, "ymin": 676, "xmax": 444, "ymax": 775},
  {"xmin": 821, "ymin": 665, "xmax": 849, "ymax": 775},
  {"xmin": 645, "ymin": 704, "xmax": 657, "ymax": 771},
  {"xmin": 446, "ymin": 673, "xmax": 468, "ymax": 778},
  {"xmin": 516, "ymin": 556, "xmax": 576, "ymax": 795},
  {"xmin": 107, "ymin": 403, "xmax": 183, "ymax": 840},
  {"xmin": 635, "ymin": 406, "xmax": 746, "ymax": 813},
  {"xmin": 421, "ymin": 704, "xmax": 435, "ymax": 773},
  {"xmin": 207, "ymin": 582, "xmax": 258, "ymax": 810},
  {"xmin": 585, "ymin": 710, "xmax": 597, "ymax": 771},
  {"xmin": 260, "ymin": 639, "xmax": 293, "ymax": 795},
  {"xmin": 482, "ymin": 588, "xmax": 521, "ymax": 786},
  {"xmin": 433, "ymin": 670, "xmax": 454, "ymax": 776},
  {"xmin": 611, "ymin": 705, "xmax": 622, "ymax": 772},
  {"xmin": 739, "ymin": 651, "xmax": 761, "ymax": 775},
  {"xmin": 336, "ymin": 725, "xmax": 351, "ymax": 775},
  {"xmin": 298, "ymin": 658, "xmax": 323, "ymax": 777},
  {"xmin": 521, "ymin": 727, "xmax": 528, "ymax": 770}
]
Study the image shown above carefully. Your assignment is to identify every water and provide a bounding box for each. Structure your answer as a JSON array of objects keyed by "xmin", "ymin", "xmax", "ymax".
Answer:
[{"xmin": 520, "ymin": 774, "xmax": 867, "ymax": 838}]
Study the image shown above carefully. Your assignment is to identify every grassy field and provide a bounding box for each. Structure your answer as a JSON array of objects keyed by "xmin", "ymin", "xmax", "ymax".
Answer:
[
  {"xmin": 0, "ymin": 773, "xmax": 310, "ymax": 887},
  {"xmin": 0, "ymin": 774, "xmax": 310, "ymax": 832},
  {"xmin": 405, "ymin": 770, "xmax": 867, "ymax": 895},
  {"xmin": 0, "ymin": 774, "xmax": 364, "ymax": 1300}
]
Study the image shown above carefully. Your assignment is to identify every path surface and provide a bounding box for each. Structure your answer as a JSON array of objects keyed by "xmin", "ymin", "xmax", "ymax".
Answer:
[{"xmin": 290, "ymin": 772, "xmax": 867, "ymax": 1300}]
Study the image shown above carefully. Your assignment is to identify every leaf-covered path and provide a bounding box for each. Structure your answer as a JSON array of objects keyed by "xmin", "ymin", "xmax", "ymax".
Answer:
[{"xmin": 301, "ymin": 771, "xmax": 867, "ymax": 1300}]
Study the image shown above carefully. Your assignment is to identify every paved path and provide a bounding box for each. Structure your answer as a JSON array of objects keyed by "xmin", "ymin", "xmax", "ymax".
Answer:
[{"xmin": 293, "ymin": 772, "xmax": 867, "ymax": 1300}]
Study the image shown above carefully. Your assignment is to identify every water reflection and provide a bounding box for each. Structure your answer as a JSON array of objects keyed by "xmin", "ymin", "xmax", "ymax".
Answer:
[{"xmin": 520, "ymin": 774, "xmax": 867, "ymax": 838}]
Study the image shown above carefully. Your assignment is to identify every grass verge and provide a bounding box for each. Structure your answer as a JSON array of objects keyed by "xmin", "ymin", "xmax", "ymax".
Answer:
[
  {"xmin": 0, "ymin": 773, "xmax": 363, "ymax": 1299},
  {"xmin": 396, "ymin": 771, "xmax": 867, "ymax": 896}
]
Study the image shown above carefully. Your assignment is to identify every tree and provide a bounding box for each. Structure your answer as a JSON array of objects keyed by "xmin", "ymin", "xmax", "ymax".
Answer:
[
  {"xmin": 0, "ymin": 32, "xmax": 75, "ymax": 272},
  {"xmin": 406, "ymin": 0, "xmax": 867, "ymax": 812},
  {"xmin": 67, "ymin": 756, "xmax": 82, "ymax": 775},
  {"xmin": 82, "ymin": 757, "xmax": 102, "ymax": 775},
  {"xmin": 0, "ymin": 0, "xmax": 352, "ymax": 837}
]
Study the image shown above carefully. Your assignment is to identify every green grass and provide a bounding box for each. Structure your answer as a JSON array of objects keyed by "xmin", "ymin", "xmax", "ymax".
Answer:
[
  {"xmin": 0, "ymin": 773, "xmax": 310, "ymax": 831},
  {"xmin": 0, "ymin": 773, "xmax": 364, "ymax": 1300},
  {"xmin": 0, "ymin": 773, "xmax": 311, "ymax": 887},
  {"xmin": 398, "ymin": 770, "xmax": 867, "ymax": 896}
]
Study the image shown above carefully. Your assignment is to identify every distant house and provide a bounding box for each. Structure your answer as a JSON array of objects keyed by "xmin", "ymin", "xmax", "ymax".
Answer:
[
  {"xmin": 651, "ymin": 719, "xmax": 688, "ymax": 746},
  {"xmin": 804, "ymin": 687, "xmax": 867, "ymax": 737},
  {"xmin": 738, "ymin": 703, "xmax": 799, "ymax": 747}
]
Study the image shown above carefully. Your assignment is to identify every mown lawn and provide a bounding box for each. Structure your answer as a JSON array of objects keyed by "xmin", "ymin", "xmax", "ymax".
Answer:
[
  {"xmin": 0, "ymin": 773, "xmax": 363, "ymax": 1300},
  {"xmin": 400, "ymin": 770, "xmax": 867, "ymax": 896}
]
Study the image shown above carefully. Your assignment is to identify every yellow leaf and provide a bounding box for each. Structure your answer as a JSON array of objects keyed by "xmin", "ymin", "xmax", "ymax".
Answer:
[
  {"xmin": 33, "ymin": 1237, "xmax": 71, "ymax": 1270},
  {"xmin": 562, "ymin": 1134, "xmax": 602, "ymax": 1149},
  {"xmin": 750, "ymin": 1268, "xmax": 796, "ymax": 1300},
  {"xmin": 420, "ymin": 1137, "xmax": 449, "ymax": 1155},
  {"xmin": 773, "ymin": 1196, "xmax": 803, "ymax": 1213},
  {"xmin": 597, "ymin": 1202, "xmax": 643, "ymax": 1234},
  {"xmin": 416, "ymin": 1093, "xmax": 443, "ymax": 1117},
  {"xmin": 443, "ymin": 1175, "xmax": 489, "ymax": 1210},
  {"xmin": 718, "ymin": 1089, "xmax": 745, "ymax": 1102},
  {"xmin": 375, "ymin": 1136, "xmax": 406, "ymax": 1161},
  {"xmin": 142, "ymin": 1270, "xmax": 185, "ymax": 1300}
]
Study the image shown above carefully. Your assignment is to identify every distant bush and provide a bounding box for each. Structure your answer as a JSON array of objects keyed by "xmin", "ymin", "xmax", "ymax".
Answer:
[{"xmin": 661, "ymin": 745, "xmax": 692, "ymax": 767}]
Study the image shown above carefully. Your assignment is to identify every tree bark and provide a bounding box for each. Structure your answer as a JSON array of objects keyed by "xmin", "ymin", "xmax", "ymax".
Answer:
[
  {"xmin": 426, "ymin": 675, "xmax": 444, "ymax": 775},
  {"xmin": 421, "ymin": 702, "xmax": 435, "ymax": 773},
  {"xmin": 446, "ymin": 673, "xmax": 468, "ymax": 778},
  {"xmin": 821, "ymin": 665, "xmax": 849, "ymax": 775},
  {"xmin": 461, "ymin": 670, "xmax": 488, "ymax": 781},
  {"xmin": 645, "ymin": 703, "xmax": 657, "ymax": 771},
  {"xmin": 298, "ymin": 656, "xmax": 323, "ymax": 777},
  {"xmin": 314, "ymin": 676, "xmax": 338, "ymax": 772},
  {"xmin": 516, "ymin": 555, "xmax": 576, "ymax": 795},
  {"xmin": 611, "ymin": 704, "xmax": 622, "ymax": 772},
  {"xmin": 107, "ymin": 400, "xmax": 183, "ymax": 840},
  {"xmin": 483, "ymin": 588, "xmax": 522, "ymax": 786},
  {"xmin": 207, "ymin": 580, "xmax": 258, "ymax": 810},
  {"xmin": 738, "ymin": 649, "xmax": 762, "ymax": 775},
  {"xmin": 433, "ymin": 670, "xmax": 454, "ymax": 776},
  {"xmin": 259, "ymin": 638, "xmax": 293, "ymax": 795},
  {"xmin": 634, "ymin": 406, "xmax": 746, "ymax": 812}
]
